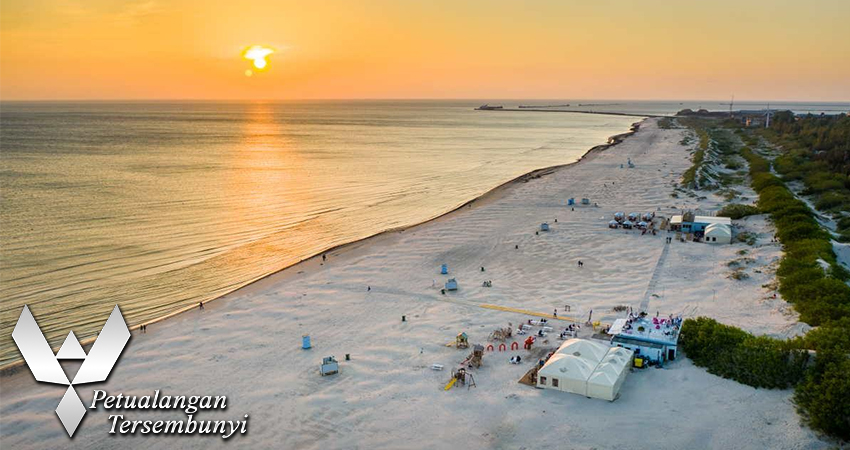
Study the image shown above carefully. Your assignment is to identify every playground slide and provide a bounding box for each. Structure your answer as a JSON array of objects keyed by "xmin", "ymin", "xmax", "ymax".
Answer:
[{"xmin": 444, "ymin": 378, "xmax": 457, "ymax": 391}]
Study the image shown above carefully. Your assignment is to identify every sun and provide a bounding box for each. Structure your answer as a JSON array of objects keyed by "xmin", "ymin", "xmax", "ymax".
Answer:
[{"xmin": 242, "ymin": 45, "xmax": 274, "ymax": 75}]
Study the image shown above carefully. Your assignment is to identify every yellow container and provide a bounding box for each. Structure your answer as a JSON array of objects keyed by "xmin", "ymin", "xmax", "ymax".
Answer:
[{"xmin": 634, "ymin": 357, "xmax": 644, "ymax": 368}]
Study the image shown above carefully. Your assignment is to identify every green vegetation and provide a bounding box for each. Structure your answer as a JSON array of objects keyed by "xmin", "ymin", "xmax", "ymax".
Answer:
[
  {"xmin": 657, "ymin": 117, "xmax": 677, "ymax": 129},
  {"xmin": 740, "ymin": 148, "xmax": 850, "ymax": 325},
  {"xmin": 717, "ymin": 203, "xmax": 760, "ymax": 220},
  {"xmin": 679, "ymin": 122, "xmax": 850, "ymax": 440},
  {"xmin": 793, "ymin": 317, "xmax": 850, "ymax": 440},
  {"xmin": 680, "ymin": 318, "xmax": 809, "ymax": 389},
  {"xmin": 679, "ymin": 118, "xmax": 711, "ymax": 188},
  {"xmin": 760, "ymin": 113, "xmax": 850, "ymax": 240}
]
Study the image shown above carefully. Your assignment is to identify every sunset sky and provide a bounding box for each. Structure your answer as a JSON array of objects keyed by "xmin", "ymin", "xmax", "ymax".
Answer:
[{"xmin": 1, "ymin": 0, "xmax": 848, "ymax": 101}]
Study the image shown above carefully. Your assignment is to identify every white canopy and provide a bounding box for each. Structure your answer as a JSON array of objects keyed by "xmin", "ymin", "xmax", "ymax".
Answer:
[
  {"xmin": 554, "ymin": 338, "xmax": 609, "ymax": 361},
  {"xmin": 537, "ymin": 339, "xmax": 633, "ymax": 401},
  {"xmin": 586, "ymin": 347, "xmax": 632, "ymax": 400}
]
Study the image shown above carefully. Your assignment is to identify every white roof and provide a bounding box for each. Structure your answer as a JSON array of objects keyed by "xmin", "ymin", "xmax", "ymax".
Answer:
[
  {"xmin": 705, "ymin": 223, "xmax": 732, "ymax": 236},
  {"xmin": 695, "ymin": 216, "xmax": 732, "ymax": 225},
  {"xmin": 670, "ymin": 215, "xmax": 731, "ymax": 225},
  {"xmin": 554, "ymin": 338, "xmax": 609, "ymax": 362},
  {"xmin": 538, "ymin": 339, "xmax": 634, "ymax": 400},
  {"xmin": 608, "ymin": 318, "xmax": 628, "ymax": 336},
  {"xmin": 538, "ymin": 352, "xmax": 596, "ymax": 380}
]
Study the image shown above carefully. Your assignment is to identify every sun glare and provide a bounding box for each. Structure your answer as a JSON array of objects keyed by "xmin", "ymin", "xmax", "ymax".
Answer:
[{"xmin": 242, "ymin": 45, "xmax": 274, "ymax": 75}]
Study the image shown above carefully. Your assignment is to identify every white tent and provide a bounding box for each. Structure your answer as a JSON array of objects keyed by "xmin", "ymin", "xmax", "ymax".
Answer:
[
  {"xmin": 586, "ymin": 347, "xmax": 633, "ymax": 401},
  {"xmin": 554, "ymin": 338, "xmax": 609, "ymax": 362},
  {"xmin": 704, "ymin": 223, "xmax": 732, "ymax": 244},
  {"xmin": 537, "ymin": 339, "xmax": 633, "ymax": 401},
  {"xmin": 537, "ymin": 353, "xmax": 596, "ymax": 395}
]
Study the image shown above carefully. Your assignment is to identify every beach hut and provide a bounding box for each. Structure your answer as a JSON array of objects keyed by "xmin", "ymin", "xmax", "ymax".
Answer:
[
  {"xmin": 704, "ymin": 223, "xmax": 732, "ymax": 244},
  {"xmin": 440, "ymin": 264, "xmax": 448, "ymax": 274},
  {"xmin": 445, "ymin": 278, "xmax": 458, "ymax": 291},
  {"xmin": 642, "ymin": 213, "xmax": 654, "ymax": 222},
  {"xmin": 614, "ymin": 212, "xmax": 625, "ymax": 223},
  {"xmin": 622, "ymin": 220, "xmax": 633, "ymax": 229},
  {"xmin": 581, "ymin": 198, "xmax": 590, "ymax": 205},
  {"xmin": 637, "ymin": 221, "xmax": 648, "ymax": 229},
  {"xmin": 568, "ymin": 198, "xmax": 575, "ymax": 206},
  {"xmin": 608, "ymin": 220, "xmax": 619, "ymax": 229},
  {"xmin": 540, "ymin": 223, "xmax": 550, "ymax": 232},
  {"xmin": 627, "ymin": 212, "xmax": 639, "ymax": 222}
]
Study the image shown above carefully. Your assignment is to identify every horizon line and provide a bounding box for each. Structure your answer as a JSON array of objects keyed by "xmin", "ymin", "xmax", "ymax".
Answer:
[{"xmin": 2, "ymin": 97, "xmax": 849, "ymax": 104}]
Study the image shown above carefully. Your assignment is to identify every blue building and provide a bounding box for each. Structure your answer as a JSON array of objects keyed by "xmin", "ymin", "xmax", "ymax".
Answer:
[
  {"xmin": 608, "ymin": 316, "xmax": 681, "ymax": 364},
  {"xmin": 670, "ymin": 214, "xmax": 731, "ymax": 235}
]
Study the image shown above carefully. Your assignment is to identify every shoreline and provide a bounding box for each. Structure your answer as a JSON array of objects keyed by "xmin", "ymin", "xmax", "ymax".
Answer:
[
  {"xmin": 476, "ymin": 108, "xmax": 667, "ymax": 118},
  {"xmin": 0, "ymin": 118, "xmax": 644, "ymax": 374},
  {"xmin": 2, "ymin": 117, "xmax": 825, "ymax": 450}
]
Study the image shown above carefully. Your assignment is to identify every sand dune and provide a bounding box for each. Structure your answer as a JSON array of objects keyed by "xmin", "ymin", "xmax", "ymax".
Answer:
[{"xmin": 0, "ymin": 118, "xmax": 827, "ymax": 449}]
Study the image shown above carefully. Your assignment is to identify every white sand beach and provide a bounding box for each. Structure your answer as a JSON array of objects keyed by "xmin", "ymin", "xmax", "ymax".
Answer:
[{"xmin": 0, "ymin": 118, "xmax": 829, "ymax": 449}]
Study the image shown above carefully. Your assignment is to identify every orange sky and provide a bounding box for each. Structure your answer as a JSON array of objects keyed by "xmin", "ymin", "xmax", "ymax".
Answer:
[{"xmin": 1, "ymin": 0, "xmax": 849, "ymax": 101}]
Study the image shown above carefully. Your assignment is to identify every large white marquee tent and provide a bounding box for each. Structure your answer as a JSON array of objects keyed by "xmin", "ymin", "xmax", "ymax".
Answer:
[{"xmin": 536, "ymin": 339, "xmax": 633, "ymax": 401}]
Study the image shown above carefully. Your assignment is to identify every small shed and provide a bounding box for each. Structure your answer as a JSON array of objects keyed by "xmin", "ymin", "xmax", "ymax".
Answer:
[
  {"xmin": 581, "ymin": 198, "xmax": 590, "ymax": 205},
  {"xmin": 540, "ymin": 223, "xmax": 550, "ymax": 232},
  {"xmin": 445, "ymin": 278, "xmax": 458, "ymax": 291},
  {"xmin": 704, "ymin": 223, "xmax": 732, "ymax": 244},
  {"xmin": 568, "ymin": 198, "xmax": 575, "ymax": 206}
]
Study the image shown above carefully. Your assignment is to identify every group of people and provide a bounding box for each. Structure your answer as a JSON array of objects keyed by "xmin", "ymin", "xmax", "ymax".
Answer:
[{"xmin": 559, "ymin": 323, "xmax": 579, "ymax": 339}]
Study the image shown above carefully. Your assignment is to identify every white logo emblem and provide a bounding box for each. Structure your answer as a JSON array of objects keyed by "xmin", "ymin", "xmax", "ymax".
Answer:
[{"xmin": 12, "ymin": 305, "xmax": 130, "ymax": 437}]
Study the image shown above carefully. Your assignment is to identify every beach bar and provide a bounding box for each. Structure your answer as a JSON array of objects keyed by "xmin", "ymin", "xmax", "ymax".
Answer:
[{"xmin": 607, "ymin": 315, "xmax": 680, "ymax": 364}]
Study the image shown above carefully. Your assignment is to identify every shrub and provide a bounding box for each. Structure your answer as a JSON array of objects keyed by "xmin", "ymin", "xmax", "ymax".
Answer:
[
  {"xmin": 752, "ymin": 173, "xmax": 784, "ymax": 191},
  {"xmin": 718, "ymin": 203, "xmax": 760, "ymax": 219},
  {"xmin": 794, "ymin": 357, "xmax": 850, "ymax": 441},
  {"xmin": 680, "ymin": 318, "xmax": 809, "ymax": 389}
]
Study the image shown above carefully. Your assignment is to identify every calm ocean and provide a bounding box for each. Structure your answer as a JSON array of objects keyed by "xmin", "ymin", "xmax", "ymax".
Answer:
[
  {"xmin": 5, "ymin": 99, "xmax": 843, "ymax": 367},
  {"xmin": 0, "ymin": 100, "xmax": 640, "ymax": 367}
]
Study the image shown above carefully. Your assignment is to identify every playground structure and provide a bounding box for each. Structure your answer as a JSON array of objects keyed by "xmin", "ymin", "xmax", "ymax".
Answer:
[
  {"xmin": 488, "ymin": 325, "xmax": 513, "ymax": 341},
  {"xmin": 461, "ymin": 344, "xmax": 485, "ymax": 368},
  {"xmin": 444, "ymin": 367, "xmax": 477, "ymax": 390},
  {"xmin": 455, "ymin": 332, "xmax": 469, "ymax": 349}
]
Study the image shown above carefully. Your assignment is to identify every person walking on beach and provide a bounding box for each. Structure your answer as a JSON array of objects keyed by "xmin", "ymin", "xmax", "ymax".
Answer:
[
  {"xmin": 199, "ymin": 302, "xmax": 204, "ymax": 310},
  {"xmin": 322, "ymin": 254, "xmax": 327, "ymax": 262},
  {"xmin": 553, "ymin": 309, "xmax": 557, "ymax": 318}
]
